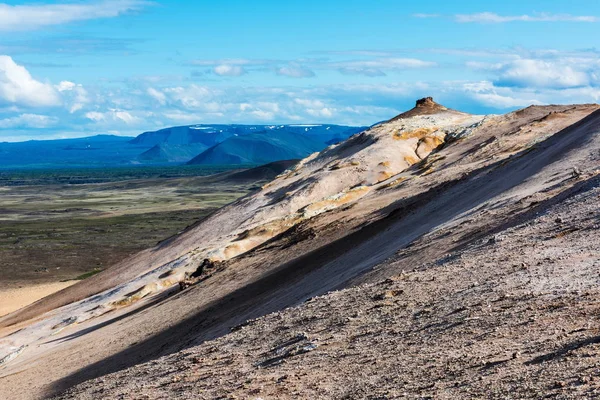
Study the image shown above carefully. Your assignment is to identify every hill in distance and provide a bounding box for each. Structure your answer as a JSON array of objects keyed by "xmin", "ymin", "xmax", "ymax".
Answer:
[
  {"xmin": 137, "ymin": 143, "xmax": 209, "ymax": 163},
  {"xmin": 0, "ymin": 124, "xmax": 365, "ymax": 168},
  {"xmin": 0, "ymin": 135, "xmax": 141, "ymax": 169},
  {"xmin": 187, "ymin": 131, "xmax": 325, "ymax": 165},
  {"xmin": 130, "ymin": 124, "xmax": 366, "ymax": 148}
]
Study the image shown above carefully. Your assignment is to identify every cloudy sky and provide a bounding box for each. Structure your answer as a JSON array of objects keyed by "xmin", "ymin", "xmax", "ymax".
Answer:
[{"xmin": 1, "ymin": 0, "xmax": 600, "ymax": 141}]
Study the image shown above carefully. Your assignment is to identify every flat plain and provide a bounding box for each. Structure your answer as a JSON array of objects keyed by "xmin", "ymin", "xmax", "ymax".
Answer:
[{"xmin": 0, "ymin": 166, "xmax": 258, "ymax": 315}]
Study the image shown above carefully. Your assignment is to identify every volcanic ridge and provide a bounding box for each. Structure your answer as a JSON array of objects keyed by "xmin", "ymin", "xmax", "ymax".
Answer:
[{"xmin": 1, "ymin": 98, "xmax": 600, "ymax": 400}]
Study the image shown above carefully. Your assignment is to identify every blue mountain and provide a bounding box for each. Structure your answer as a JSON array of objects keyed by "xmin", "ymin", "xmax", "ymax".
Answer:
[
  {"xmin": 0, "ymin": 124, "xmax": 366, "ymax": 168},
  {"xmin": 0, "ymin": 135, "xmax": 141, "ymax": 168},
  {"xmin": 187, "ymin": 131, "xmax": 325, "ymax": 165}
]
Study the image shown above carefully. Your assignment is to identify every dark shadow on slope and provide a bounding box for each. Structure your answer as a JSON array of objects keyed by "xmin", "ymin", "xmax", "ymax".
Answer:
[
  {"xmin": 444, "ymin": 174, "xmax": 600, "ymax": 256},
  {"xmin": 42, "ymin": 288, "xmax": 179, "ymax": 346},
  {"xmin": 526, "ymin": 335, "xmax": 600, "ymax": 365},
  {"xmin": 48, "ymin": 110, "xmax": 600, "ymax": 397}
]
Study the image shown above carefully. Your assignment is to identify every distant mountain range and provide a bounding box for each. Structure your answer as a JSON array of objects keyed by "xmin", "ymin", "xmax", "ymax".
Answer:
[
  {"xmin": 0, "ymin": 124, "xmax": 366, "ymax": 168},
  {"xmin": 187, "ymin": 131, "xmax": 324, "ymax": 165}
]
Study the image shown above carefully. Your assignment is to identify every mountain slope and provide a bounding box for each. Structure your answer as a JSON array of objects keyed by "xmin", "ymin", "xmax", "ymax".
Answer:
[
  {"xmin": 130, "ymin": 125, "xmax": 237, "ymax": 147},
  {"xmin": 1, "ymin": 99, "xmax": 600, "ymax": 400},
  {"xmin": 187, "ymin": 131, "xmax": 325, "ymax": 165},
  {"xmin": 0, "ymin": 135, "xmax": 140, "ymax": 168},
  {"xmin": 226, "ymin": 159, "xmax": 299, "ymax": 182},
  {"xmin": 59, "ymin": 178, "xmax": 600, "ymax": 399},
  {"xmin": 138, "ymin": 143, "xmax": 208, "ymax": 163},
  {"xmin": 130, "ymin": 124, "xmax": 366, "ymax": 148}
]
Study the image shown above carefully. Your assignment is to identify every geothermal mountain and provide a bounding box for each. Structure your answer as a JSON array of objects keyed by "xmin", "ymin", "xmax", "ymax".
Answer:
[{"xmin": 2, "ymin": 98, "xmax": 600, "ymax": 399}]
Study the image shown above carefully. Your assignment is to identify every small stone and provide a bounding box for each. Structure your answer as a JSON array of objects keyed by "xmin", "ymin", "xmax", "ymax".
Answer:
[
  {"xmin": 512, "ymin": 351, "xmax": 521, "ymax": 359},
  {"xmin": 580, "ymin": 376, "xmax": 591, "ymax": 384}
]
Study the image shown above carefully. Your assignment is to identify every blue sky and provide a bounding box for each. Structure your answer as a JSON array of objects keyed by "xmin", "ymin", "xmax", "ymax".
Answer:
[{"xmin": 1, "ymin": 0, "xmax": 600, "ymax": 141}]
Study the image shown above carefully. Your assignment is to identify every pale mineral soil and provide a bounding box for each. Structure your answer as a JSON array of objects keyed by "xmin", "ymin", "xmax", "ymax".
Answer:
[{"xmin": 0, "ymin": 282, "xmax": 77, "ymax": 318}]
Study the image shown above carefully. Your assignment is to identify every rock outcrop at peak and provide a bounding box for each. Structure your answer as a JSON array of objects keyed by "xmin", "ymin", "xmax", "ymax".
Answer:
[{"xmin": 390, "ymin": 96, "xmax": 454, "ymax": 121}]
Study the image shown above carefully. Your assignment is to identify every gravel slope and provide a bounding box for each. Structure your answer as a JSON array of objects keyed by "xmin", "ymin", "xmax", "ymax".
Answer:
[
  {"xmin": 57, "ymin": 172, "xmax": 600, "ymax": 400},
  {"xmin": 1, "ymin": 99, "xmax": 599, "ymax": 399}
]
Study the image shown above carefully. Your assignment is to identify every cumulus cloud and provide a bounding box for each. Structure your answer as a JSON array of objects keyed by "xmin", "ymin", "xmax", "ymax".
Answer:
[
  {"xmin": 461, "ymin": 81, "xmax": 542, "ymax": 108},
  {"xmin": 496, "ymin": 60, "xmax": 590, "ymax": 88},
  {"xmin": 0, "ymin": 55, "xmax": 61, "ymax": 107},
  {"xmin": 276, "ymin": 64, "xmax": 315, "ymax": 78},
  {"xmin": 55, "ymin": 81, "xmax": 76, "ymax": 91},
  {"xmin": 0, "ymin": 113, "xmax": 58, "ymax": 128},
  {"xmin": 147, "ymin": 87, "xmax": 166, "ymax": 105},
  {"xmin": 455, "ymin": 12, "xmax": 598, "ymax": 23},
  {"xmin": 338, "ymin": 67, "xmax": 386, "ymax": 77},
  {"xmin": 164, "ymin": 85, "xmax": 219, "ymax": 110},
  {"xmin": 188, "ymin": 56, "xmax": 434, "ymax": 78},
  {"xmin": 293, "ymin": 98, "xmax": 334, "ymax": 118},
  {"xmin": 162, "ymin": 110, "xmax": 201, "ymax": 123},
  {"xmin": 85, "ymin": 109, "xmax": 142, "ymax": 125},
  {"xmin": 333, "ymin": 58, "xmax": 436, "ymax": 76},
  {"xmin": 468, "ymin": 59, "xmax": 595, "ymax": 89},
  {"xmin": 213, "ymin": 65, "xmax": 247, "ymax": 76},
  {"xmin": 55, "ymin": 80, "xmax": 90, "ymax": 113},
  {"xmin": 0, "ymin": 0, "xmax": 152, "ymax": 32}
]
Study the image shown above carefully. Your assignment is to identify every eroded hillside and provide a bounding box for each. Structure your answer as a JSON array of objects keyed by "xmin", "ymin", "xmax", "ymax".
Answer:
[{"xmin": 1, "ymin": 99, "xmax": 599, "ymax": 399}]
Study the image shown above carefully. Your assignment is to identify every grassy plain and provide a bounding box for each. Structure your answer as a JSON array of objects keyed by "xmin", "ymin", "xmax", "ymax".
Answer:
[{"xmin": 0, "ymin": 166, "xmax": 257, "ymax": 290}]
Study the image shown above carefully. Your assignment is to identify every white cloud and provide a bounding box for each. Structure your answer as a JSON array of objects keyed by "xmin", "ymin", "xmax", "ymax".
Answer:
[
  {"xmin": 333, "ymin": 57, "xmax": 436, "ymax": 76},
  {"xmin": 294, "ymin": 98, "xmax": 334, "ymax": 119},
  {"xmin": 412, "ymin": 13, "xmax": 441, "ymax": 18},
  {"xmin": 498, "ymin": 60, "xmax": 589, "ymax": 88},
  {"xmin": 338, "ymin": 67, "xmax": 386, "ymax": 77},
  {"xmin": 55, "ymin": 80, "xmax": 90, "ymax": 113},
  {"xmin": 461, "ymin": 81, "xmax": 542, "ymax": 108},
  {"xmin": 164, "ymin": 85, "xmax": 215, "ymax": 109},
  {"xmin": 85, "ymin": 109, "xmax": 142, "ymax": 125},
  {"xmin": 276, "ymin": 65, "xmax": 315, "ymax": 78},
  {"xmin": 213, "ymin": 64, "xmax": 246, "ymax": 76},
  {"xmin": 250, "ymin": 110, "xmax": 275, "ymax": 120},
  {"xmin": 0, "ymin": 55, "xmax": 61, "ymax": 107},
  {"xmin": 455, "ymin": 12, "xmax": 598, "ymax": 23},
  {"xmin": 147, "ymin": 87, "xmax": 166, "ymax": 105},
  {"xmin": 0, "ymin": 113, "xmax": 58, "ymax": 128},
  {"xmin": 162, "ymin": 110, "xmax": 201, "ymax": 123},
  {"xmin": 294, "ymin": 98, "xmax": 325, "ymax": 108},
  {"xmin": 306, "ymin": 107, "xmax": 333, "ymax": 118},
  {"xmin": 469, "ymin": 59, "xmax": 594, "ymax": 89},
  {"xmin": 0, "ymin": 0, "xmax": 152, "ymax": 32},
  {"xmin": 55, "ymin": 81, "xmax": 76, "ymax": 92},
  {"xmin": 84, "ymin": 111, "xmax": 105, "ymax": 122},
  {"xmin": 190, "ymin": 58, "xmax": 259, "ymax": 66}
]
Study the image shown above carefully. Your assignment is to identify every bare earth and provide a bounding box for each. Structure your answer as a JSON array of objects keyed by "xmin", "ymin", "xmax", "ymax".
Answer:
[
  {"xmin": 0, "ymin": 282, "xmax": 76, "ymax": 318},
  {"xmin": 1, "ymin": 99, "xmax": 599, "ymax": 399}
]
